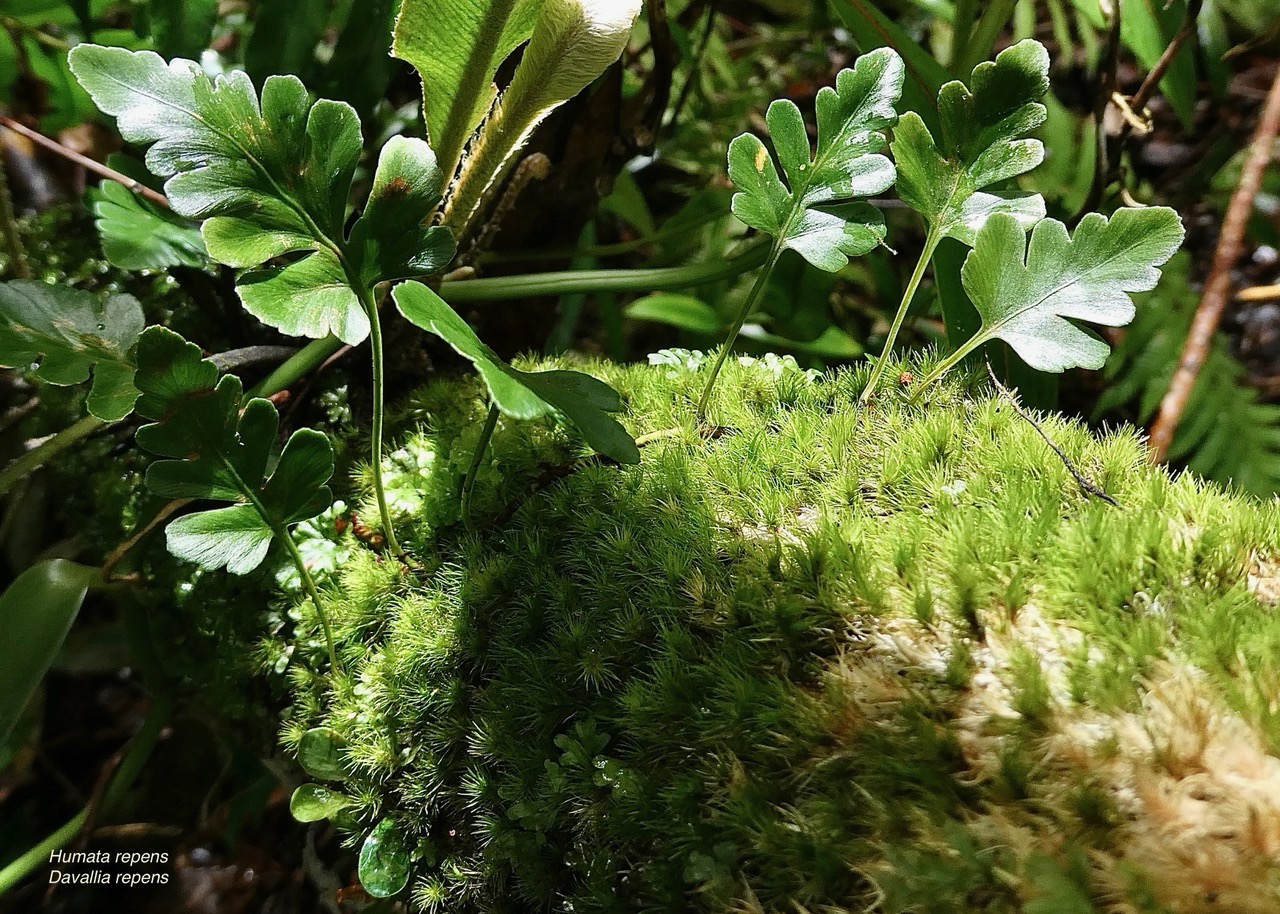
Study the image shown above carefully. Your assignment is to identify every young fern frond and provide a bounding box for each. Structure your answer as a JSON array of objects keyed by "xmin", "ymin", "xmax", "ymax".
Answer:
[
  {"xmin": 132, "ymin": 327, "xmax": 340, "ymax": 670},
  {"xmin": 69, "ymin": 46, "xmax": 456, "ymax": 555},
  {"xmin": 914, "ymin": 208, "xmax": 1184, "ymax": 393},
  {"xmin": 707, "ymin": 47, "xmax": 904, "ymax": 419},
  {"xmin": 863, "ymin": 39, "xmax": 1050, "ymax": 401}
]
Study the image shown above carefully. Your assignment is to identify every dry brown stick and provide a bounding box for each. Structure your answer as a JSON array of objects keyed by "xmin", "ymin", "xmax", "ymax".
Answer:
[
  {"xmin": 1148, "ymin": 64, "xmax": 1280, "ymax": 463},
  {"xmin": 0, "ymin": 116, "xmax": 171, "ymax": 208}
]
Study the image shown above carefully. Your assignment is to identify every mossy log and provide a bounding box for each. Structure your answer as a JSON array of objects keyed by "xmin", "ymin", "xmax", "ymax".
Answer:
[{"xmin": 277, "ymin": 353, "xmax": 1280, "ymax": 913}]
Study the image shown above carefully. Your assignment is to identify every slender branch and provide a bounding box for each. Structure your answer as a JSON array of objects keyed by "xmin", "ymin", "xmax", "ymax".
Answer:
[
  {"xmin": 861, "ymin": 228, "xmax": 942, "ymax": 402},
  {"xmin": 461, "ymin": 403, "xmax": 500, "ymax": 534},
  {"xmin": 1129, "ymin": 0, "xmax": 1204, "ymax": 117},
  {"xmin": 362, "ymin": 293, "xmax": 403, "ymax": 558},
  {"xmin": 100, "ymin": 499, "xmax": 187, "ymax": 578},
  {"xmin": 0, "ymin": 117, "xmax": 170, "ymax": 208},
  {"xmin": 0, "ymin": 16, "xmax": 71, "ymax": 51},
  {"xmin": 985, "ymin": 358, "xmax": 1118, "ymax": 505},
  {"xmin": 444, "ymin": 236, "xmax": 771, "ymax": 302},
  {"xmin": 695, "ymin": 242, "xmax": 782, "ymax": 421},
  {"xmin": 0, "ymin": 143, "xmax": 30, "ymax": 279},
  {"xmin": 0, "ymin": 414, "xmax": 104, "ymax": 498},
  {"xmin": 275, "ymin": 519, "xmax": 338, "ymax": 673},
  {"xmin": 1148, "ymin": 64, "xmax": 1280, "ymax": 463},
  {"xmin": 248, "ymin": 336, "xmax": 343, "ymax": 400}
]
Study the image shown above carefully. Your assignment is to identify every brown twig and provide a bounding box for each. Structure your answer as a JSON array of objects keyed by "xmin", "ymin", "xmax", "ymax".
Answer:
[
  {"xmin": 1129, "ymin": 0, "xmax": 1203, "ymax": 117},
  {"xmin": 985, "ymin": 359, "xmax": 1118, "ymax": 506},
  {"xmin": 1077, "ymin": 0, "xmax": 1203, "ymax": 221},
  {"xmin": 1148, "ymin": 64, "xmax": 1280, "ymax": 463},
  {"xmin": 101, "ymin": 498, "xmax": 190, "ymax": 579},
  {"xmin": 0, "ymin": 116, "xmax": 171, "ymax": 208}
]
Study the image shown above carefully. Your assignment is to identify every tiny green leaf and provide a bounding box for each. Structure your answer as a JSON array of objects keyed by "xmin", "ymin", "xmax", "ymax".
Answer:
[
  {"xmin": 625, "ymin": 294, "xmax": 722, "ymax": 334},
  {"xmin": 89, "ymin": 180, "xmax": 207, "ymax": 271},
  {"xmin": 0, "ymin": 280, "xmax": 144, "ymax": 421},
  {"xmin": 298, "ymin": 726, "xmax": 347, "ymax": 780},
  {"xmin": 727, "ymin": 47, "xmax": 903, "ymax": 272},
  {"xmin": 133, "ymin": 327, "xmax": 335, "ymax": 574},
  {"xmin": 289, "ymin": 784, "xmax": 351, "ymax": 822},
  {"xmin": 0, "ymin": 560, "xmax": 97, "ymax": 746},
  {"xmin": 959, "ymin": 208, "xmax": 1185, "ymax": 372},
  {"xmin": 892, "ymin": 39, "xmax": 1050, "ymax": 245},
  {"xmin": 358, "ymin": 817, "xmax": 412, "ymax": 898},
  {"xmin": 394, "ymin": 281, "xmax": 640, "ymax": 464},
  {"xmin": 346, "ymin": 136, "xmax": 456, "ymax": 285}
]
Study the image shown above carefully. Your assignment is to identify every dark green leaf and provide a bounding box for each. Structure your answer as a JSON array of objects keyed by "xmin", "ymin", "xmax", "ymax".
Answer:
[
  {"xmin": 290, "ymin": 784, "xmax": 351, "ymax": 822},
  {"xmin": 961, "ymin": 208, "xmax": 1184, "ymax": 372},
  {"xmin": 244, "ymin": 0, "xmax": 331, "ymax": 82},
  {"xmin": 89, "ymin": 180, "xmax": 207, "ymax": 270},
  {"xmin": 394, "ymin": 282, "xmax": 639, "ymax": 464},
  {"xmin": 0, "ymin": 560, "xmax": 97, "ymax": 746},
  {"xmin": 297, "ymin": 727, "xmax": 347, "ymax": 780},
  {"xmin": 0, "ymin": 281, "xmax": 144, "ymax": 420},
  {"xmin": 392, "ymin": 0, "xmax": 543, "ymax": 173},
  {"xmin": 358, "ymin": 818, "xmax": 412, "ymax": 898},
  {"xmin": 133, "ymin": 327, "xmax": 335, "ymax": 574},
  {"xmin": 727, "ymin": 48, "xmax": 903, "ymax": 272},
  {"xmin": 146, "ymin": 0, "xmax": 218, "ymax": 60},
  {"xmin": 892, "ymin": 39, "xmax": 1049, "ymax": 245}
]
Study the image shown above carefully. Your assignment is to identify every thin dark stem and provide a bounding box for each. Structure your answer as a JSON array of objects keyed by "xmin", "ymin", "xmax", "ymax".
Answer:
[
  {"xmin": 1129, "ymin": 0, "xmax": 1203, "ymax": 116},
  {"xmin": 985, "ymin": 359, "xmax": 1118, "ymax": 505},
  {"xmin": 461, "ymin": 403, "xmax": 500, "ymax": 535}
]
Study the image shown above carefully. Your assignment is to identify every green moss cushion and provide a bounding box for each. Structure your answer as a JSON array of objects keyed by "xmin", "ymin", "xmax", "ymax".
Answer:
[{"xmin": 276, "ymin": 353, "xmax": 1280, "ymax": 913}]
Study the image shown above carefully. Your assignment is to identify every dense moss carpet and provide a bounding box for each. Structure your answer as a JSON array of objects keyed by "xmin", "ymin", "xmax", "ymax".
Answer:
[{"xmin": 277, "ymin": 353, "xmax": 1280, "ymax": 913}]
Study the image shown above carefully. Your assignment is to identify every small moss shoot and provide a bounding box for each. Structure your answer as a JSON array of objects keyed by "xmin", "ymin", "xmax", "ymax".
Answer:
[{"xmin": 273, "ymin": 351, "xmax": 1280, "ymax": 913}]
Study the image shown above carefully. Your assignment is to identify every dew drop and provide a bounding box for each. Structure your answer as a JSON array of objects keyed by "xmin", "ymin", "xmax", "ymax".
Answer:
[
  {"xmin": 96, "ymin": 323, "xmax": 106, "ymax": 331},
  {"xmin": 29, "ymin": 361, "xmax": 40, "ymax": 371}
]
